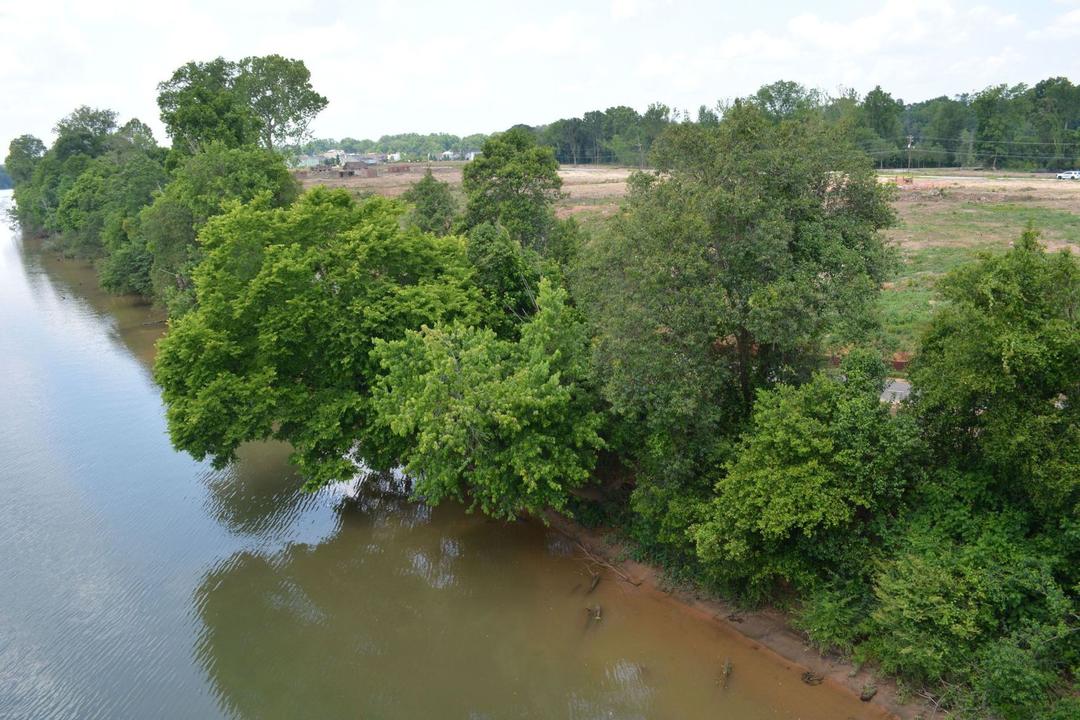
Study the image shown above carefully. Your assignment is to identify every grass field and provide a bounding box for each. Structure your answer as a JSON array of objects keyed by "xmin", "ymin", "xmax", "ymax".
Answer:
[
  {"xmin": 301, "ymin": 165, "xmax": 1080, "ymax": 355},
  {"xmin": 881, "ymin": 171, "xmax": 1080, "ymax": 352}
]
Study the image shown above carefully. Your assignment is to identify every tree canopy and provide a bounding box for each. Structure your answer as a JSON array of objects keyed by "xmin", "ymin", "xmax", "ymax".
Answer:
[
  {"xmin": 157, "ymin": 55, "xmax": 326, "ymax": 156},
  {"xmin": 154, "ymin": 189, "xmax": 486, "ymax": 487},
  {"xmin": 373, "ymin": 279, "xmax": 604, "ymax": 519},
  {"xmin": 401, "ymin": 169, "xmax": 457, "ymax": 235},
  {"xmin": 577, "ymin": 103, "xmax": 896, "ymax": 534},
  {"xmin": 462, "ymin": 128, "xmax": 562, "ymax": 250}
]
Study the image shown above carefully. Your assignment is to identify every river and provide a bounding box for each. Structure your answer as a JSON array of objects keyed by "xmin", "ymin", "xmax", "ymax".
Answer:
[{"xmin": 0, "ymin": 189, "xmax": 886, "ymax": 719}]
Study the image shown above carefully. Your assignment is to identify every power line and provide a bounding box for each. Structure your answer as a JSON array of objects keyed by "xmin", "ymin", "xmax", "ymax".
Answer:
[
  {"xmin": 910, "ymin": 136, "xmax": 1079, "ymax": 146},
  {"xmin": 863, "ymin": 148, "xmax": 1079, "ymax": 161}
]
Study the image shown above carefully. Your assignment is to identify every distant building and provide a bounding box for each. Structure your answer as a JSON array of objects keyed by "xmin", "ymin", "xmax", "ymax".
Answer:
[
  {"xmin": 387, "ymin": 152, "xmax": 402, "ymax": 162},
  {"xmin": 293, "ymin": 154, "xmax": 320, "ymax": 168},
  {"xmin": 440, "ymin": 150, "xmax": 457, "ymax": 160}
]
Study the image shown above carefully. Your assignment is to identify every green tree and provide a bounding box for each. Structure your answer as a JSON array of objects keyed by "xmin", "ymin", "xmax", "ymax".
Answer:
[
  {"xmin": 911, "ymin": 226, "xmax": 1079, "ymax": 529},
  {"xmin": 54, "ymin": 147, "xmax": 166, "ymax": 263},
  {"xmin": 861, "ymin": 85, "xmax": 904, "ymax": 144},
  {"xmin": 580, "ymin": 102, "xmax": 894, "ymax": 476},
  {"xmin": 372, "ymin": 279, "xmax": 604, "ymax": 519},
  {"xmin": 235, "ymin": 54, "xmax": 328, "ymax": 151},
  {"xmin": 157, "ymin": 58, "xmax": 260, "ymax": 155},
  {"xmin": 141, "ymin": 142, "xmax": 299, "ymax": 312},
  {"xmin": 693, "ymin": 351, "xmax": 922, "ymax": 596},
  {"xmin": 753, "ymin": 80, "xmax": 823, "ymax": 122},
  {"xmin": 401, "ymin": 169, "xmax": 457, "ymax": 235},
  {"xmin": 577, "ymin": 103, "xmax": 895, "ymax": 557},
  {"xmin": 4, "ymin": 134, "xmax": 46, "ymax": 185},
  {"xmin": 52, "ymin": 106, "xmax": 118, "ymax": 161},
  {"xmin": 154, "ymin": 189, "xmax": 485, "ymax": 487},
  {"xmin": 462, "ymin": 128, "xmax": 562, "ymax": 250}
]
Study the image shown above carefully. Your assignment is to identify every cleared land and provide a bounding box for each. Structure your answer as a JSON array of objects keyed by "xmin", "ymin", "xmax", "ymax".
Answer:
[{"xmin": 301, "ymin": 165, "xmax": 1080, "ymax": 354}]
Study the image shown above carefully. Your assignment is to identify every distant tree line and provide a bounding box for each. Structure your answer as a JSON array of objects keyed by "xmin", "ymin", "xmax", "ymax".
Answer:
[
  {"xmin": 298, "ymin": 77, "xmax": 1080, "ymax": 171},
  {"xmin": 0, "ymin": 164, "xmax": 11, "ymax": 189},
  {"xmin": 5, "ymin": 64, "xmax": 1078, "ymax": 720},
  {"xmin": 521, "ymin": 78, "xmax": 1080, "ymax": 170},
  {"xmin": 292, "ymin": 132, "xmax": 490, "ymax": 162}
]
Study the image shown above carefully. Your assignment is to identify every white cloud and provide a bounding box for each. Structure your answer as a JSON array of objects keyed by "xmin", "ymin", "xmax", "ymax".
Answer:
[
  {"xmin": 0, "ymin": 0, "xmax": 1075, "ymax": 147},
  {"xmin": 1028, "ymin": 8, "xmax": 1080, "ymax": 38}
]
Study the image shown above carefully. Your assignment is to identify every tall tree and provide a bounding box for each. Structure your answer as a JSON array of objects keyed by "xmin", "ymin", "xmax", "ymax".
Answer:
[
  {"xmin": 401, "ymin": 169, "xmax": 457, "ymax": 235},
  {"xmin": 862, "ymin": 86, "xmax": 904, "ymax": 144},
  {"xmin": 235, "ymin": 54, "xmax": 328, "ymax": 151},
  {"xmin": 753, "ymin": 80, "xmax": 823, "ymax": 122},
  {"xmin": 4, "ymin": 135, "xmax": 46, "ymax": 185},
  {"xmin": 577, "ymin": 102, "xmax": 895, "ymax": 545},
  {"xmin": 157, "ymin": 58, "xmax": 259, "ymax": 155},
  {"xmin": 462, "ymin": 128, "xmax": 562, "ymax": 251}
]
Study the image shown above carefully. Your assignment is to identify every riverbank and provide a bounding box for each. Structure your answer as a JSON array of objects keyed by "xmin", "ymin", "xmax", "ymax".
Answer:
[
  {"xmin": 15, "ymin": 213, "xmax": 923, "ymax": 719},
  {"xmin": 4, "ymin": 201, "xmax": 895, "ymax": 719},
  {"xmin": 547, "ymin": 512, "xmax": 930, "ymax": 720}
]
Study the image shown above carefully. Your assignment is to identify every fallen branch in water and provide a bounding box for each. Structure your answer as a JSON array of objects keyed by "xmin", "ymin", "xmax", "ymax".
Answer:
[{"xmin": 575, "ymin": 541, "xmax": 642, "ymax": 586}]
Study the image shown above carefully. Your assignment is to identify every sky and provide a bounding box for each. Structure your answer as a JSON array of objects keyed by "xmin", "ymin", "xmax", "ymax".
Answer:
[{"xmin": 1, "ymin": 0, "xmax": 1079, "ymax": 148}]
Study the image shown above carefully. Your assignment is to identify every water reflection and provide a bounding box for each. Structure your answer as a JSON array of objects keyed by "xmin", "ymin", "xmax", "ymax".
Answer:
[
  {"xmin": 200, "ymin": 441, "xmax": 325, "ymax": 540},
  {"xmin": 17, "ymin": 237, "xmax": 164, "ymax": 370}
]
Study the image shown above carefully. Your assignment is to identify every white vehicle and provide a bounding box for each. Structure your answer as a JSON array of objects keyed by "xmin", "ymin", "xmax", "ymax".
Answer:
[{"xmin": 1056, "ymin": 170, "xmax": 1080, "ymax": 179}]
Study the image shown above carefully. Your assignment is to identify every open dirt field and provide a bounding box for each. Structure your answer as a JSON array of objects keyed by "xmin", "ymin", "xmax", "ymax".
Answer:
[{"xmin": 298, "ymin": 163, "xmax": 632, "ymax": 201}]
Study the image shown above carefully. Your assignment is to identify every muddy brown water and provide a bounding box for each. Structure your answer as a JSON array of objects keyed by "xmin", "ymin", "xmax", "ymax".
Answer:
[{"xmin": 0, "ymin": 190, "xmax": 886, "ymax": 719}]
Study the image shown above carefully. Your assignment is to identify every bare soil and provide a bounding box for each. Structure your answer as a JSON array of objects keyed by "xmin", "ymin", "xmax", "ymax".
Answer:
[{"xmin": 297, "ymin": 163, "xmax": 634, "ymax": 201}]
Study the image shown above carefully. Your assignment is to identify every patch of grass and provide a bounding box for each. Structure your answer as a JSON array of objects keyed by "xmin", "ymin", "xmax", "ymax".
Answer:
[
  {"xmin": 882, "ymin": 201, "xmax": 1080, "ymax": 353},
  {"xmin": 878, "ymin": 276, "xmax": 938, "ymax": 354}
]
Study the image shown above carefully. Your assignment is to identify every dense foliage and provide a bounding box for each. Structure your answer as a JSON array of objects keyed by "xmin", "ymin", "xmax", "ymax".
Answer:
[
  {"xmin": 7, "ymin": 64, "xmax": 1078, "ymax": 719},
  {"xmin": 462, "ymin": 128, "xmax": 563, "ymax": 250},
  {"xmin": 154, "ymin": 189, "xmax": 485, "ymax": 486},
  {"xmin": 574, "ymin": 104, "xmax": 896, "ymax": 559},
  {"xmin": 373, "ymin": 279, "xmax": 604, "ymax": 519},
  {"xmin": 400, "ymin": 169, "xmax": 456, "ymax": 235},
  {"xmin": 4, "ymin": 55, "xmax": 313, "ymax": 308},
  {"xmin": 141, "ymin": 143, "xmax": 299, "ymax": 313},
  {"xmin": 158, "ymin": 55, "xmax": 327, "ymax": 156}
]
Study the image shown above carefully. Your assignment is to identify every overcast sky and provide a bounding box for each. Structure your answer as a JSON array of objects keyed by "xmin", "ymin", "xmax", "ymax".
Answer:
[{"xmin": 2, "ymin": 0, "xmax": 1079, "ymax": 148}]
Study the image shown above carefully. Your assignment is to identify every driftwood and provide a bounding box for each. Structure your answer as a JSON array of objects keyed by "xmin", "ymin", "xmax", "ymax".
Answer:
[
  {"xmin": 575, "ymin": 541, "xmax": 642, "ymax": 586},
  {"xmin": 587, "ymin": 573, "xmax": 601, "ymax": 594},
  {"xmin": 719, "ymin": 658, "xmax": 733, "ymax": 689},
  {"xmin": 801, "ymin": 671, "xmax": 824, "ymax": 686}
]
